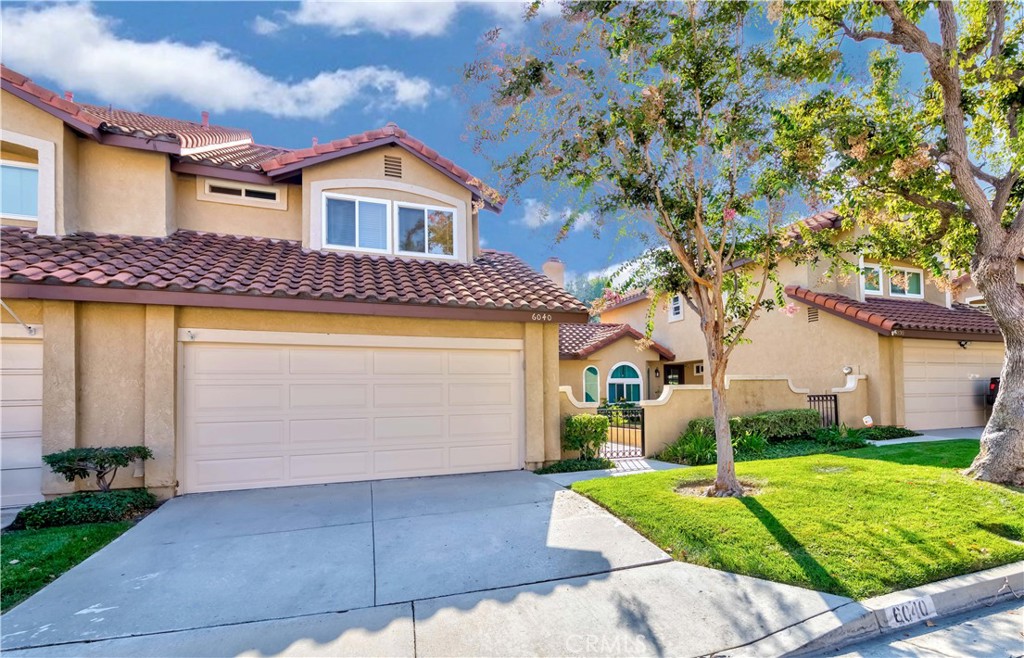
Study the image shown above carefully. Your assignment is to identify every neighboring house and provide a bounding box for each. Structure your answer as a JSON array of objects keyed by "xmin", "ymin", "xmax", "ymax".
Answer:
[
  {"xmin": 600, "ymin": 211, "xmax": 1013, "ymax": 431},
  {"xmin": 0, "ymin": 65, "xmax": 588, "ymax": 509},
  {"xmin": 558, "ymin": 322, "xmax": 675, "ymax": 404}
]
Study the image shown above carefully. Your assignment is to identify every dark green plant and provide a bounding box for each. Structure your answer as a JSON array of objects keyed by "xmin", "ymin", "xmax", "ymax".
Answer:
[
  {"xmin": 43, "ymin": 446, "xmax": 154, "ymax": 492},
  {"xmin": 734, "ymin": 430, "xmax": 769, "ymax": 455},
  {"xmin": 863, "ymin": 426, "xmax": 920, "ymax": 441},
  {"xmin": 12, "ymin": 489, "xmax": 157, "ymax": 530},
  {"xmin": 815, "ymin": 425, "xmax": 868, "ymax": 448},
  {"xmin": 534, "ymin": 457, "xmax": 615, "ymax": 475},
  {"xmin": 562, "ymin": 414, "xmax": 610, "ymax": 460},
  {"xmin": 659, "ymin": 431, "xmax": 718, "ymax": 466},
  {"xmin": 688, "ymin": 409, "xmax": 822, "ymax": 442}
]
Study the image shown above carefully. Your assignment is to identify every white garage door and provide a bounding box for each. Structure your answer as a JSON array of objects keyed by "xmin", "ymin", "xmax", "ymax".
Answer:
[
  {"xmin": 1, "ymin": 325, "xmax": 44, "ymax": 509},
  {"xmin": 903, "ymin": 339, "xmax": 1005, "ymax": 431},
  {"xmin": 181, "ymin": 331, "xmax": 524, "ymax": 493}
]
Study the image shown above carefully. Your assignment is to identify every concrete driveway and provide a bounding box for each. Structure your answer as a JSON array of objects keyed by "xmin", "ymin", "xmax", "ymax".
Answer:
[{"xmin": 2, "ymin": 470, "xmax": 851, "ymax": 657}]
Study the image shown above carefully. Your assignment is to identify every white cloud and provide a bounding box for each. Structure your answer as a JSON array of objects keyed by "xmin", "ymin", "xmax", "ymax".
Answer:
[
  {"xmin": 519, "ymin": 198, "xmax": 593, "ymax": 232},
  {"xmin": 257, "ymin": 0, "xmax": 563, "ymax": 38},
  {"xmin": 1, "ymin": 3, "xmax": 438, "ymax": 120},
  {"xmin": 249, "ymin": 15, "xmax": 282, "ymax": 36}
]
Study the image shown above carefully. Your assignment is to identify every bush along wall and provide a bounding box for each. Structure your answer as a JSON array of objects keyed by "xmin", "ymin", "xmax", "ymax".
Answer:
[
  {"xmin": 687, "ymin": 408, "xmax": 821, "ymax": 441},
  {"xmin": 12, "ymin": 489, "xmax": 157, "ymax": 530}
]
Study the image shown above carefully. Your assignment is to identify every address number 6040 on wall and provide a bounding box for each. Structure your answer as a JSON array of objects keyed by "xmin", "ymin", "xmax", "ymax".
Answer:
[{"xmin": 531, "ymin": 313, "xmax": 553, "ymax": 322}]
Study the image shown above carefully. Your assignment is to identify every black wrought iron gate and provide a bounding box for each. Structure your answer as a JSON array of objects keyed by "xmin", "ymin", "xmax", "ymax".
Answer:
[
  {"xmin": 597, "ymin": 407, "xmax": 645, "ymax": 459},
  {"xmin": 808, "ymin": 394, "xmax": 839, "ymax": 428}
]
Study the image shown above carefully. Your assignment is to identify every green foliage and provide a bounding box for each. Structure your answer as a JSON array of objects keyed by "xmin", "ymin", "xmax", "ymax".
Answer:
[
  {"xmin": 734, "ymin": 430, "xmax": 769, "ymax": 454},
  {"xmin": 863, "ymin": 426, "xmax": 921, "ymax": 441},
  {"xmin": 2, "ymin": 522, "xmax": 132, "ymax": 612},
  {"xmin": 43, "ymin": 446, "xmax": 153, "ymax": 492},
  {"xmin": 12, "ymin": 489, "xmax": 157, "ymax": 530},
  {"xmin": 658, "ymin": 431, "xmax": 718, "ymax": 466},
  {"xmin": 564, "ymin": 275, "xmax": 609, "ymax": 305},
  {"xmin": 562, "ymin": 414, "xmax": 610, "ymax": 460},
  {"xmin": 814, "ymin": 424, "xmax": 869, "ymax": 448},
  {"xmin": 687, "ymin": 409, "xmax": 822, "ymax": 441},
  {"xmin": 534, "ymin": 457, "xmax": 615, "ymax": 475}
]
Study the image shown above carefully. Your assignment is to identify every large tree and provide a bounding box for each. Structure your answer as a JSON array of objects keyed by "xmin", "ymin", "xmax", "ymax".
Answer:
[
  {"xmin": 466, "ymin": 1, "xmax": 812, "ymax": 496},
  {"xmin": 774, "ymin": 0, "xmax": 1024, "ymax": 485}
]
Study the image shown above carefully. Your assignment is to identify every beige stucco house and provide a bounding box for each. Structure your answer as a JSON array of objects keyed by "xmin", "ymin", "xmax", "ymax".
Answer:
[
  {"xmin": 558, "ymin": 323, "xmax": 675, "ymax": 404},
  {"xmin": 0, "ymin": 66, "xmax": 589, "ymax": 510},
  {"xmin": 600, "ymin": 211, "xmax": 1012, "ymax": 432}
]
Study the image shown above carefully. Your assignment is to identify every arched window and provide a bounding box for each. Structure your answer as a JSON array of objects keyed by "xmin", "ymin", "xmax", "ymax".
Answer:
[
  {"xmin": 583, "ymin": 366, "xmax": 600, "ymax": 403},
  {"xmin": 607, "ymin": 363, "xmax": 642, "ymax": 403}
]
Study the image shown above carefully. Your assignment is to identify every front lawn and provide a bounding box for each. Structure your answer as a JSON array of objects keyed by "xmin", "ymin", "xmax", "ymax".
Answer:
[
  {"xmin": 1, "ymin": 522, "xmax": 132, "ymax": 612},
  {"xmin": 573, "ymin": 441, "xmax": 1024, "ymax": 599}
]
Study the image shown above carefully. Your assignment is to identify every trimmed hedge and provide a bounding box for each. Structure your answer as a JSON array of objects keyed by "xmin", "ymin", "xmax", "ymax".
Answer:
[
  {"xmin": 12, "ymin": 489, "xmax": 157, "ymax": 530},
  {"xmin": 562, "ymin": 414, "xmax": 610, "ymax": 460},
  {"xmin": 862, "ymin": 426, "xmax": 921, "ymax": 441},
  {"xmin": 687, "ymin": 408, "xmax": 821, "ymax": 441},
  {"xmin": 534, "ymin": 458, "xmax": 615, "ymax": 474}
]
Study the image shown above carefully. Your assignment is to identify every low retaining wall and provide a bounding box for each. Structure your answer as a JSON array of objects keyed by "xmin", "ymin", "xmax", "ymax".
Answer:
[{"xmin": 559, "ymin": 374, "xmax": 869, "ymax": 458}]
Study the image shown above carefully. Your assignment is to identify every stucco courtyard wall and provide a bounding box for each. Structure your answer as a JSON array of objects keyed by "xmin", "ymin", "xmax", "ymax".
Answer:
[{"xmin": 3, "ymin": 299, "xmax": 563, "ymax": 499}]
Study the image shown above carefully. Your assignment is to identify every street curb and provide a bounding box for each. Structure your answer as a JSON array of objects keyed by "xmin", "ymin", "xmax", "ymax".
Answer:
[{"xmin": 728, "ymin": 560, "xmax": 1023, "ymax": 657}]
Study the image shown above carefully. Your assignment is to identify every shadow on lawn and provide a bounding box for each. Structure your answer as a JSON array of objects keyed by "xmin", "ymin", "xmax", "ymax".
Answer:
[
  {"xmin": 838, "ymin": 440, "xmax": 978, "ymax": 469},
  {"xmin": 739, "ymin": 497, "xmax": 852, "ymax": 598}
]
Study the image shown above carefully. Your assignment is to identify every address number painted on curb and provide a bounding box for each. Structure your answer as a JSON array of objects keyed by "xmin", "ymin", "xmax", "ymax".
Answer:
[{"xmin": 882, "ymin": 595, "xmax": 937, "ymax": 628}]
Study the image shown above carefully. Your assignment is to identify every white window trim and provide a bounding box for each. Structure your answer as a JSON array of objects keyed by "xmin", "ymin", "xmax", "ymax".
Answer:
[
  {"xmin": 196, "ymin": 177, "xmax": 287, "ymax": 211},
  {"xmin": 394, "ymin": 201, "xmax": 459, "ymax": 261},
  {"xmin": 309, "ymin": 178, "xmax": 469, "ymax": 262},
  {"xmin": 0, "ymin": 159, "xmax": 40, "ymax": 221},
  {"xmin": 860, "ymin": 258, "xmax": 883, "ymax": 297},
  {"xmin": 0, "ymin": 130, "xmax": 55, "ymax": 235},
  {"xmin": 668, "ymin": 294, "xmax": 684, "ymax": 322},
  {"xmin": 322, "ymin": 192, "xmax": 393, "ymax": 255},
  {"xmin": 607, "ymin": 361, "xmax": 643, "ymax": 401},
  {"xmin": 583, "ymin": 365, "xmax": 600, "ymax": 403},
  {"xmin": 693, "ymin": 363, "xmax": 705, "ymax": 376},
  {"xmin": 889, "ymin": 266, "xmax": 925, "ymax": 299}
]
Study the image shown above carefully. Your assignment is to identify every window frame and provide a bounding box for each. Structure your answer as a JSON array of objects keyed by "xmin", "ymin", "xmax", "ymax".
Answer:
[
  {"xmin": 889, "ymin": 266, "xmax": 925, "ymax": 299},
  {"xmin": 197, "ymin": 177, "xmax": 287, "ymax": 211},
  {"xmin": 668, "ymin": 294, "xmax": 684, "ymax": 322},
  {"xmin": 322, "ymin": 192, "xmax": 393, "ymax": 255},
  {"xmin": 583, "ymin": 365, "xmax": 600, "ymax": 403},
  {"xmin": 860, "ymin": 259, "xmax": 883, "ymax": 297},
  {"xmin": 693, "ymin": 363, "xmax": 705, "ymax": 376},
  {"xmin": 607, "ymin": 361, "xmax": 643, "ymax": 403},
  {"xmin": 664, "ymin": 364, "xmax": 684, "ymax": 385},
  {"xmin": 393, "ymin": 201, "xmax": 459, "ymax": 260},
  {"xmin": 0, "ymin": 159, "xmax": 40, "ymax": 221}
]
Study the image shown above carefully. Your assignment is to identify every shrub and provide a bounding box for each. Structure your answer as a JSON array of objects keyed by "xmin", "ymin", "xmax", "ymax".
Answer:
[
  {"xmin": 659, "ymin": 430, "xmax": 718, "ymax": 465},
  {"xmin": 687, "ymin": 409, "xmax": 821, "ymax": 441},
  {"xmin": 734, "ymin": 430, "xmax": 769, "ymax": 455},
  {"xmin": 562, "ymin": 414, "xmax": 610, "ymax": 460},
  {"xmin": 534, "ymin": 457, "xmax": 615, "ymax": 474},
  {"xmin": 44, "ymin": 446, "xmax": 153, "ymax": 492},
  {"xmin": 862, "ymin": 426, "xmax": 921, "ymax": 441},
  {"xmin": 814, "ymin": 424, "xmax": 868, "ymax": 448},
  {"xmin": 12, "ymin": 489, "xmax": 157, "ymax": 530}
]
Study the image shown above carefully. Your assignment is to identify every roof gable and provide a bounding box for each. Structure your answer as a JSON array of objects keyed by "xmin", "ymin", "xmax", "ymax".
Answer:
[{"xmin": 559, "ymin": 323, "xmax": 675, "ymax": 360}]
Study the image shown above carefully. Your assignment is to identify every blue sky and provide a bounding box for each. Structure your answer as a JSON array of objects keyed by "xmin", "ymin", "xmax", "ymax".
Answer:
[{"xmin": 1, "ymin": 1, "xmax": 637, "ymax": 279}]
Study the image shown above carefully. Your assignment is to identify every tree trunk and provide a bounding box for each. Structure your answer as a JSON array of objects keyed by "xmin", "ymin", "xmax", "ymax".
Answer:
[
  {"xmin": 966, "ymin": 253, "xmax": 1024, "ymax": 486},
  {"xmin": 707, "ymin": 358, "xmax": 744, "ymax": 497}
]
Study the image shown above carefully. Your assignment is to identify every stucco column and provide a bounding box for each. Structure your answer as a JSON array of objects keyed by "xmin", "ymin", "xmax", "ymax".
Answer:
[
  {"xmin": 41, "ymin": 300, "xmax": 76, "ymax": 496},
  {"xmin": 144, "ymin": 305, "xmax": 177, "ymax": 498},
  {"xmin": 524, "ymin": 323, "xmax": 545, "ymax": 465},
  {"xmin": 542, "ymin": 323, "xmax": 561, "ymax": 462}
]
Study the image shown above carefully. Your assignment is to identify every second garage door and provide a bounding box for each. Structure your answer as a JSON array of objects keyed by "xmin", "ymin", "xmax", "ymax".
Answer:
[
  {"xmin": 181, "ymin": 332, "xmax": 524, "ymax": 493},
  {"xmin": 903, "ymin": 338, "xmax": 1005, "ymax": 431}
]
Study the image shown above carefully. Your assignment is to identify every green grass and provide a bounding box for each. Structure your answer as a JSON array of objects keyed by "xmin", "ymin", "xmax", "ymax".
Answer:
[
  {"xmin": 574, "ymin": 441, "xmax": 1024, "ymax": 599},
  {"xmin": 735, "ymin": 439, "xmax": 864, "ymax": 462},
  {"xmin": 1, "ymin": 522, "xmax": 132, "ymax": 612}
]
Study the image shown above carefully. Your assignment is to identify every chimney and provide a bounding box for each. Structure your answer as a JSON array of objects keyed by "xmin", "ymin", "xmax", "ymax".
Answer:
[
  {"xmin": 201, "ymin": 111, "xmax": 209, "ymax": 128},
  {"xmin": 542, "ymin": 257, "xmax": 565, "ymax": 289},
  {"xmin": 312, "ymin": 136, "xmax": 318, "ymax": 147},
  {"xmin": 64, "ymin": 91, "xmax": 74, "ymax": 102}
]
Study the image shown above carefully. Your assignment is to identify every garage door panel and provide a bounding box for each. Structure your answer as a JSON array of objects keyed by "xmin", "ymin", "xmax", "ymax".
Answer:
[
  {"xmin": 192, "ymin": 420, "xmax": 284, "ymax": 449},
  {"xmin": 450, "ymin": 443, "xmax": 514, "ymax": 469},
  {"xmin": 1, "ymin": 331, "xmax": 44, "ymax": 509},
  {"xmin": 0, "ymin": 404, "xmax": 42, "ymax": 434},
  {"xmin": 903, "ymin": 339, "xmax": 1004, "ymax": 430},
  {"xmin": 289, "ymin": 452, "xmax": 370, "ymax": 480},
  {"xmin": 450, "ymin": 413, "xmax": 514, "ymax": 438},
  {"xmin": 194, "ymin": 384, "xmax": 284, "ymax": 411},
  {"xmin": 448, "ymin": 382, "xmax": 514, "ymax": 406},
  {"xmin": 374, "ymin": 383, "xmax": 444, "ymax": 407},
  {"xmin": 1, "ymin": 468, "xmax": 42, "ymax": 507},
  {"xmin": 2, "ymin": 436, "xmax": 42, "ymax": 469},
  {"xmin": 194, "ymin": 456, "xmax": 285, "ymax": 488},
  {"xmin": 1, "ymin": 373, "xmax": 42, "ymax": 400},
  {"xmin": 449, "ymin": 351, "xmax": 514, "ymax": 375},
  {"xmin": 375, "ymin": 447, "xmax": 447, "ymax": 474},
  {"xmin": 193, "ymin": 347, "xmax": 284, "ymax": 375},
  {"xmin": 290, "ymin": 383, "xmax": 368, "ymax": 408},
  {"xmin": 374, "ymin": 415, "xmax": 445, "ymax": 441},
  {"xmin": 289, "ymin": 349, "xmax": 369, "ymax": 375},
  {"xmin": 290, "ymin": 418, "xmax": 370, "ymax": 443},
  {"xmin": 374, "ymin": 351, "xmax": 443, "ymax": 375}
]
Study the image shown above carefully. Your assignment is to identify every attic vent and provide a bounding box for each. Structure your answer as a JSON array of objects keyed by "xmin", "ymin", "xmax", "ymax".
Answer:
[
  {"xmin": 384, "ymin": 155, "xmax": 402, "ymax": 178},
  {"xmin": 807, "ymin": 307, "xmax": 819, "ymax": 323}
]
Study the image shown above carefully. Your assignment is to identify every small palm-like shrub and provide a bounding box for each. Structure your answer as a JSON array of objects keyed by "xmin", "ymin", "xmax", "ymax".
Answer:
[{"xmin": 659, "ymin": 430, "xmax": 718, "ymax": 465}]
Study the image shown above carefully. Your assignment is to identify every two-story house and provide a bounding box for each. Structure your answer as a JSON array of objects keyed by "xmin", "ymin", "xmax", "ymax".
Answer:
[
  {"xmin": 600, "ymin": 211, "xmax": 1012, "ymax": 431},
  {"xmin": 0, "ymin": 65, "xmax": 588, "ymax": 511}
]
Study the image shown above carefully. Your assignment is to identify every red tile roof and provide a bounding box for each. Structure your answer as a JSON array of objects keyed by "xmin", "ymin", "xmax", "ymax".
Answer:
[
  {"xmin": 80, "ymin": 104, "xmax": 251, "ymax": 151},
  {"xmin": 177, "ymin": 143, "xmax": 293, "ymax": 172},
  {"xmin": 1, "ymin": 227, "xmax": 587, "ymax": 317},
  {"xmin": 785, "ymin": 285, "xmax": 1001, "ymax": 338},
  {"xmin": 559, "ymin": 323, "xmax": 674, "ymax": 360}
]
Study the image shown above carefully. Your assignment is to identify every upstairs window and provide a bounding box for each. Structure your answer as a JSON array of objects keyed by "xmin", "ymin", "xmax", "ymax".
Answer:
[
  {"xmin": 197, "ymin": 178, "xmax": 287, "ymax": 210},
  {"xmin": 890, "ymin": 267, "xmax": 923, "ymax": 298},
  {"xmin": 607, "ymin": 363, "xmax": 642, "ymax": 403},
  {"xmin": 397, "ymin": 204, "xmax": 455, "ymax": 257},
  {"xmin": 861, "ymin": 263, "xmax": 882, "ymax": 296},
  {"xmin": 0, "ymin": 162, "xmax": 39, "ymax": 219},
  {"xmin": 324, "ymin": 194, "xmax": 390, "ymax": 252},
  {"xmin": 669, "ymin": 294, "xmax": 684, "ymax": 322}
]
